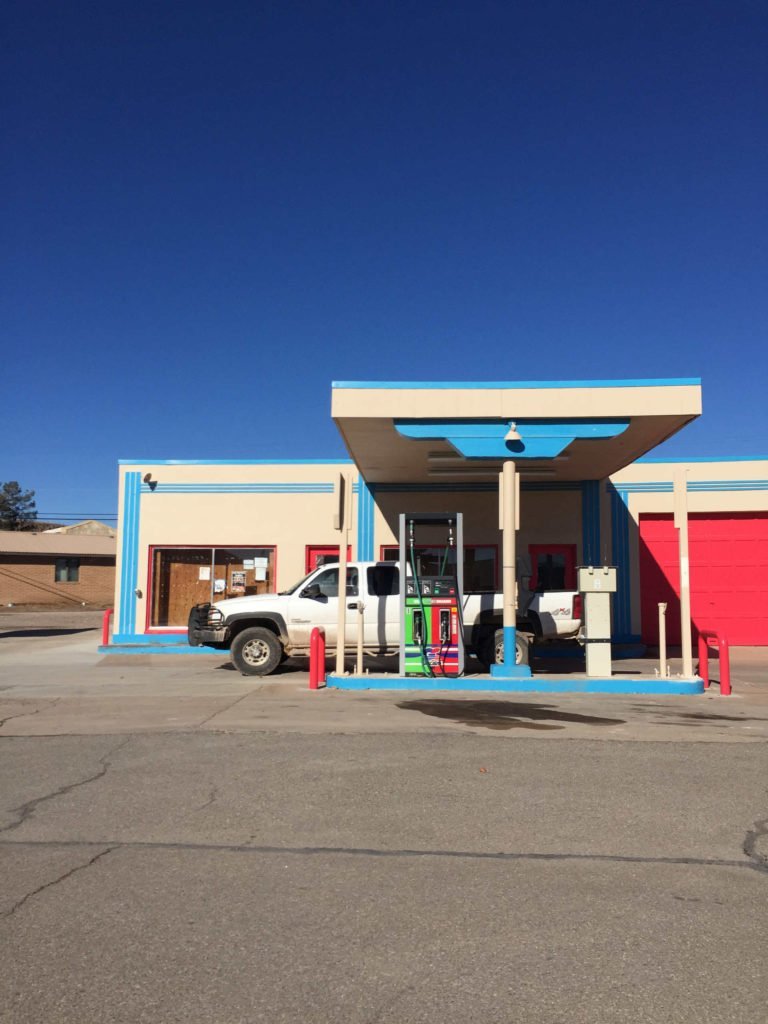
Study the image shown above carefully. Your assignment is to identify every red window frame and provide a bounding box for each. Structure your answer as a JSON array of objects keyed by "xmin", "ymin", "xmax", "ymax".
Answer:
[
  {"xmin": 145, "ymin": 544, "xmax": 278, "ymax": 633},
  {"xmin": 528, "ymin": 544, "xmax": 576, "ymax": 591},
  {"xmin": 305, "ymin": 545, "xmax": 352, "ymax": 573}
]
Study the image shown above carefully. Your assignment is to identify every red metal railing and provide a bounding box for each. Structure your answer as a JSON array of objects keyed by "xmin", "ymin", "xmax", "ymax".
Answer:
[
  {"xmin": 309, "ymin": 627, "xmax": 326, "ymax": 690},
  {"xmin": 102, "ymin": 607, "xmax": 114, "ymax": 647},
  {"xmin": 698, "ymin": 631, "xmax": 731, "ymax": 696}
]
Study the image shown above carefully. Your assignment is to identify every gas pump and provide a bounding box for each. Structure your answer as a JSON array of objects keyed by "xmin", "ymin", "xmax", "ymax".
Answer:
[
  {"xmin": 577, "ymin": 565, "xmax": 617, "ymax": 677},
  {"xmin": 398, "ymin": 513, "xmax": 464, "ymax": 678}
]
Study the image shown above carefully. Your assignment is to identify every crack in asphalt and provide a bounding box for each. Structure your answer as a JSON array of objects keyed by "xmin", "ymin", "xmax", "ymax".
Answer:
[
  {"xmin": 0, "ymin": 698, "xmax": 60, "ymax": 730},
  {"xmin": 743, "ymin": 816, "xmax": 768, "ymax": 868},
  {"xmin": 1, "ymin": 836, "xmax": 766, "ymax": 874},
  {"xmin": 195, "ymin": 785, "xmax": 219, "ymax": 811},
  {"xmin": 196, "ymin": 689, "xmax": 259, "ymax": 728},
  {"xmin": 0, "ymin": 736, "xmax": 131, "ymax": 835},
  {"xmin": 1, "ymin": 846, "xmax": 116, "ymax": 918}
]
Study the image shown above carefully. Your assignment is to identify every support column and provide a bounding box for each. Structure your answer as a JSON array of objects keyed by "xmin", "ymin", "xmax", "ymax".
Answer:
[
  {"xmin": 491, "ymin": 461, "xmax": 531, "ymax": 678},
  {"xmin": 335, "ymin": 473, "xmax": 352, "ymax": 676},
  {"xmin": 674, "ymin": 467, "xmax": 694, "ymax": 678}
]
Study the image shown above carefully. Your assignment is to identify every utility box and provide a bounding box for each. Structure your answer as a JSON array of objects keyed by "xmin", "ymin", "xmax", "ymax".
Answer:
[{"xmin": 577, "ymin": 566, "xmax": 617, "ymax": 677}]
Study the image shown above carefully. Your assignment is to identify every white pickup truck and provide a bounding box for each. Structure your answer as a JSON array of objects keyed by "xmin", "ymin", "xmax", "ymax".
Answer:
[{"xmin": 188, "ymin": 561, "xmax": 581, "ymax": 676}]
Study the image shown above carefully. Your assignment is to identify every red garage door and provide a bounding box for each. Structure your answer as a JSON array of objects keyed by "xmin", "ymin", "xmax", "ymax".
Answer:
[{"xmin": 639, "ymin": 512, "xmax": 768, "ymax": 646}]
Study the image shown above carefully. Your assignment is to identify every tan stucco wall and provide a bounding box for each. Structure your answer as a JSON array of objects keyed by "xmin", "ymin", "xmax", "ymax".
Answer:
[
  {"xmin": 115, "ymin": 462, "xmax": 358, "ymax": 633},
  {"xmin": 114, "ymin": 456, "xmax": 768, "ymax": 639}
]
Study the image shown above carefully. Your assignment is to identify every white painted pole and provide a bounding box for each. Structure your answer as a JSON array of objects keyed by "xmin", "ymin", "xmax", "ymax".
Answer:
[
  {"xmin": 501, "ymin": 461, "xmax": 517, "ymax": 669},
  {"xmin": 356, "ymin": 600, "xmax": 365, "ymax": 675},
  {"xmin": 335, "ymin": 474, "xmax": 352, "ymax": 676},
  {"xmin": 674, "ymin": 468, "xmax": 693, "ymax": 678},
  {"xmin": 658, "ymin": 602, "xmax": 667, "ymax": 678}
]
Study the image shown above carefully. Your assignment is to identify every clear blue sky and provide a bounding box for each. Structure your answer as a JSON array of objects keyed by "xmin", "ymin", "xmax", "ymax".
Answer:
[{"xmin": 3, "ymin": 1, "xmax": 767, "ymax": 522}]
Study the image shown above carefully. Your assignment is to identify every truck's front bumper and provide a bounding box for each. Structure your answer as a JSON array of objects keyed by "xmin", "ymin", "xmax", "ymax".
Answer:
[{"xmin": 188, "ymin": 603, "xmax": 229, "ymax": 647}]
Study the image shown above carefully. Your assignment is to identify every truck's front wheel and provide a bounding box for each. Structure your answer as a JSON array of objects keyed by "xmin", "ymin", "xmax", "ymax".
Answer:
[
  {"xmin": 483, "ymin": 629, "xmax": 529, "ymax": 669},
  {"xmin": 231, "ymin": 627, "xmax": 283, "ymax": 676}
]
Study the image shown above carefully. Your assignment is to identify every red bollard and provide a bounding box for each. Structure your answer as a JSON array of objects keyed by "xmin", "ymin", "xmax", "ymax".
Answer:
[
  {"xmin": 102, "ymin": 608, "xmax": 113, "ymax": 647},
  {"xmin": 309, "ymin": 627, "xmax": 326, "ymax": 689},
  {"xmin": 717, "ymin": 634, "xmax": 731, "ymax": 696},
  {"xmin": 309, "ymin": 628, "xmax": 319, "ymax": 689},
  {"xmin": 698, "ymin": 630, "xmax": 731, "ymax": 695}
]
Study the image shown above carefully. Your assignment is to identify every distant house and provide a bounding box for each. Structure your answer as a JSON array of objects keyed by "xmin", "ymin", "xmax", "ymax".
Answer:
[
  {"xmin": 0, "ymin": 531, "xmax": 116, "ymax": 607},
  {"xmin": 44, "ymin": 519, "xmax": 116, "ymax": 538}
]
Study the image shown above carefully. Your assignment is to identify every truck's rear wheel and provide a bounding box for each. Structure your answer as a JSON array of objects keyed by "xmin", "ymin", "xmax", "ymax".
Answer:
[
  {"xmin": 482, "ymin": 629, "xmax": 529, "ymax": 669},
  {"xmin": 231, "ymin": 627, "xmax": 283, "ymax": 676}
]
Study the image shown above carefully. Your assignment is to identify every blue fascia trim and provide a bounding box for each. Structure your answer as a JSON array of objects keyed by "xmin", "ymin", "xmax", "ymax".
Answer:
[
  {"xmin": 100, "ymin": 644, "xmax": 224, "ymax": 656},
  {"xmin": 373, "ymin": 481, "xmax": 582, "ymax": 493},
  {"xmin": 609, "ymin": 487, "xmax": 632, "ymax": 639},
  {"xmin": 119, "ymin": 459, "xmax": 354, "ymax": 466},
  {"xmin": 113, "ymin": 632, "xmax": 188, "ymax": 645},
  {"xmin": 326, "ymin": 674, "xmax": 703, "ymax": 694},
  {"xmin": 118, "ymin": 472, "xmax": 140, "ymax": 636},
  {"xmin": 356, "ymin": 479, "xmax": 375, "ymax": 561},
  {"xmin": 637, "ymin": 456, "xmax": 768, "ymax": 463},
  {"xmin": 140, "ymin": 483, "xmax": 336, "ymax": 494},
  {"xmin": 616, "ymin": 480, "xmax": 768, "ymax": 493},
  {"xmin": 395, "ymin": 419, "xmax": 629, "ymax": 461},
  {"xmin": 333, "ymin": 378, "xmax": 701, "ymax": 390}
]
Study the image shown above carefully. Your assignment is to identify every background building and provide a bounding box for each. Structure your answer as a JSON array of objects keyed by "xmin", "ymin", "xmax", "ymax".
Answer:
[{"xmin": 0, "ymin": 531, "xmax": 115, "ymax": 607}]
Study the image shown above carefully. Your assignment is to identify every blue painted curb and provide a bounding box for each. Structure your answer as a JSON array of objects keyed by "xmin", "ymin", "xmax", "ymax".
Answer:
[
  {"xmin": 98, "ymin": 644, "xmax": 224, "ymax": 656},
  {"xmin": 326, "ymin": 674, "xmax": 704, "ymax": 694}
]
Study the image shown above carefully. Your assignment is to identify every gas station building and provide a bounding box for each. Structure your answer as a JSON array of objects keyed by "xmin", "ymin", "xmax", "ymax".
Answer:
[{"xmin": 111, "ymin": 379, "xmax": 768, "ymax": 677}]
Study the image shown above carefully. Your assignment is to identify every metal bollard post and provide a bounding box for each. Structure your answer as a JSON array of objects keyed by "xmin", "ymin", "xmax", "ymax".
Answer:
[
  {"xmin": 698, "ymin": 632, "xmax": 710, "ymax": 688},
  {"xmin": 658, "ymin": 602, "xmax": 667, "ymax": 678},
  {"xmin": 318, "ymin": 628, "xmax": 326, "ymax": 685},
  {"xmin": 356, "ymin": 600, "xmax": 365, "ymax": 676}
]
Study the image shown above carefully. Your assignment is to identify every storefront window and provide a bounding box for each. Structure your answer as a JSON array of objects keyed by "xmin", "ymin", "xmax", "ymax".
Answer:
[
  {"xmin": 528, "ymin": 544, "xmax": 576, "ymax": 591},
  {"xmin": 150, "ymin": 546, "xmax": 276, "ymax": 627}
]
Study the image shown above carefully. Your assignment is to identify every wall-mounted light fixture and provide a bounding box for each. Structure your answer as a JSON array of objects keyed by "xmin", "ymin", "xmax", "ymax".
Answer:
[{"xmin": 504, "ymin": 422, "xmax": 522, "ymax": 443}]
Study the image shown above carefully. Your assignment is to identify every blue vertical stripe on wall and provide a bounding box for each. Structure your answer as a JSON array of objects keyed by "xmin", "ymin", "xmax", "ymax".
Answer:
[
  {"xmin": 609, "ymin": 485, "xmax": 632, "ymax": 639},
  {"xmin": 356, "ymin": 478, "xmax": 375, "ymax": 560},
  {"xmin": 581, "ymin": 480, "xmax": 601, "ymax": 565},
  {"xmin": 118, "ymin": 472, "xmax": 141, "ymax": 636}
]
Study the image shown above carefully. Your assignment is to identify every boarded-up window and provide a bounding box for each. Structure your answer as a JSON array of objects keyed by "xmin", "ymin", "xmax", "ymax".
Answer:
[{"xmin": 150, "ymin": 547, "xmax": 276, "ymax": 627}]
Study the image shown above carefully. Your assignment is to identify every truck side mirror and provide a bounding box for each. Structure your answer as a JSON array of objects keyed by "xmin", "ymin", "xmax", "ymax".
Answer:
[{"xmin": 301, "ymin": 582, "xmax": 322, "ymax": 599}]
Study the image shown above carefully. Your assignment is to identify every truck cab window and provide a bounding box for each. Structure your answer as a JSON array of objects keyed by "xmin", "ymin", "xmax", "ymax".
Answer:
[
  {"xmin": 313, "ymin": 567, "xmax": 358, "ymax": 598},
  {"xmin": 367, "ymin": 565, "xmax": 399, "ymax": 596}
]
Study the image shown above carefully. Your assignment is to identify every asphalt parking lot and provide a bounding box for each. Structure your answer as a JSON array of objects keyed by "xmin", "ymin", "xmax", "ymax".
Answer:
[{"xmin": 1, "ymin": 610, "xmax": 767, "ymax": 1023}]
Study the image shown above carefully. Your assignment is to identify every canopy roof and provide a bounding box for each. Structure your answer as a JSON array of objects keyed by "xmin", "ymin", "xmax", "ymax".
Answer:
[{"xmin": 331, "ymin": 379, "xmax": 702, "ymax": 483}]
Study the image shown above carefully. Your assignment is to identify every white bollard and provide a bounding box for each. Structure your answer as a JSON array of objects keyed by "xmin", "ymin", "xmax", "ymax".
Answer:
[
  {"xmin": 356, "ymin": 600, "xmax": 365, "ymax": 676},
  {"xmin": 658, "ymin": 602, "xmax": 668, "ymax": 678}
]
